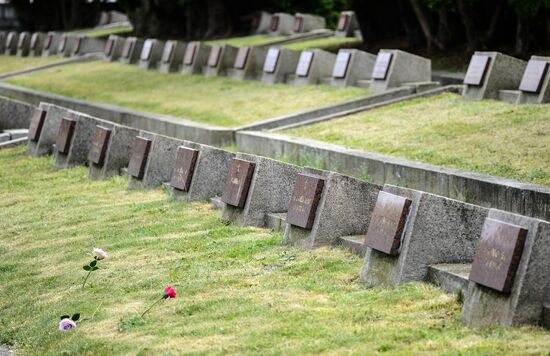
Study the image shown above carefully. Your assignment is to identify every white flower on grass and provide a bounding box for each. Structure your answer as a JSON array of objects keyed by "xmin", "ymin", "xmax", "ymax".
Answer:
[
  {"xmin": 93, "ymin": 248, "xmax": 108, "ymax": 260},
  {"xmin": 58, "ymin": 318, "xmax": 76, "ymax": 332}
]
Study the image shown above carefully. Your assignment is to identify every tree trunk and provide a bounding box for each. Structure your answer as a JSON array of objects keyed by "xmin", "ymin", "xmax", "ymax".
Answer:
[
  {"xmin": 409, "ymin": 0, "xmax": 444, "ymax": 52},
  {"xmin": 457, "ymin": 0, "xmax": 486, "ymax": 50}
]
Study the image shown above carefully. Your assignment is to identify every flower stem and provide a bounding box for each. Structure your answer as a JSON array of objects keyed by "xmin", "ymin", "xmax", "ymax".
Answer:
[
  {"xmin": 82, "ymin": 270, "xmax": 93, "ymax": 289},
  {"xmin": 141, "ymin": 297, "xmax": 164, "ymax": 318}
]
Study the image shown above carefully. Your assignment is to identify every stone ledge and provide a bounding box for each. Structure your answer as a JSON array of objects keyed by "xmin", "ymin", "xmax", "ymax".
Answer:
[
  {"xmin": 338, "ymin": 235, "xmax": 366, "ymax": 257},
  {"xmin": 427, "ymin": 263, "xmax": 470, "ymax": 296}
]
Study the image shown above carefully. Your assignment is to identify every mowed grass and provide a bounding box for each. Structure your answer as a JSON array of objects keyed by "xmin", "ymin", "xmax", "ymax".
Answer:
[
  {"xmin": 4, "ymin": 60, "xmax": 367, "ymax": 127},
  {"xmin": 284, "ymin": 92, "xmax": 550, "ymax": 186},
  {"xmin": 2, "ymin": 147, "xmax": 550, "ymax": 354},
  {"xmin": 207, "ymin": 34, "xmax": 285, "ymax": 47},
  {"xmin": 70, "ymin": 24, "xmax": 134, "ymax": 38},
  {"xmin": 284, "ymin": 36, "xmax": 362, "ymax": 51},
  {"xmin": 0, "ymin": 55, "xmax": 66, "ymax": 75}
]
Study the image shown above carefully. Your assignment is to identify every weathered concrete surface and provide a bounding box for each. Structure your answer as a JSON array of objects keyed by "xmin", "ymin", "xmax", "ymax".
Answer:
[
  {"xmin": 335, "ymin": 11, "xmax": 361, "ymax": 38},
  {"xmin": 269, "ymin": 13, "xmax": 295, "ymax": 36},
  {"xmin": 27, "ymin": 103, "xmax": 76, "ymax": 156},
  {"xmin": 181, "ymin": 42, "xmax": 211, "ymax": 75},
  {"xmin": 253, "ymin": 12, "xmax": 273, "ymax": 34},
  {"xmin": 41, "ymin": 32, "xmax": 62, "ymax": 57},
  {"xmin": 261, "ymin": 47, "xmax": 301, "ymax": 84},
  {"xmin": 16, "ymin": 31, "xmax": 30, "ymax": 57},
  {"xmin": 370, "ymin": 50, "xmax": 431, "ymax": 92},
  {"xmin": 103, "ymin": 35, "xmax": 126, "ymax": 62},
  {"xmin": 0, "ymin": 95, "xmax": 34, "ymax": 131},
  {"xmin": 158, "ymin": 40, "xmax": 186, "ymax": 73},
  {"xmin": 498, "ymin": 56, "xmax": 550, "ymax": 104},
  {"xmin": 293, "ymin": 13, "xmax": 325, "ymax": 33},
  {"xmin": 29, "ymin": 32, "xmax": 46, "ymax": 56},
  {"xmin": 331, "ymin": 49, "xmax": 376, "ymax": 88},
  {"xmin": 427, "ymin": 263, "xmax": 471, "ymax": 297},
  {"xmin": 293, "ymin": 49, "xmax": 336, "ymax": 86},
  {"xmin": 72, "ymin": 36, "xmax": 105, "ymax": 57},
  {"xmin": 229, "ymin": 46, "xmax": 268, "ymax": 81},
  {"xmin": 119, "ymin": 37, "xmax": 144, "ymax": 65},
  {"xmin": 5, "ymin": 31, "xmax": 19, "ymax": 55},
  {"xmin": 204, "ymin": 44, "xmax": 239, "ymax": 77},
  {"xmin": 138, "ymin": 39, "xmax": 165, "ymax": 70}
]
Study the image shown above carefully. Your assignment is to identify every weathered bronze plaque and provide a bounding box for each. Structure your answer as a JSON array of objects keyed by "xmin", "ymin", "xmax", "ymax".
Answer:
[
  {"xmin": 270, "ymin": 15, "xmax": 280, "ymax": 31},
  {"xmin": 263, "ymin": 48, "xmax": 280, "ymax": 73},
  {"xmin": 161, "ymin": 41, "xmax": 175, "ymax": 63},
  {"xmin": 104, "ymin": 38, "xmax": 114, "ymax": 56},
  {"xmin": 141, "ymin": 39, "xmax": 153, "ymax": 61},
  {"xmin": 127, "ymin": 136, "xmax": 152, "ymax": 179},
  {"xmin": 30, "ymin": 33, "xmax": 39, "ymax": 49},
  {"xmin": 59, "ymin": 35, "xmax": 67, "ymax": 52},
  {"xmin": 463, "ymin": 54, "xmax": 491, "ymax": 86},
  {"xmin": 183, "ymin": 42, "xmax": 197, "ymax": 65},
  {"xmin": 208, "ymin": 45, "xmax": 223, "ymax": 68},
  {"xmin": 296, "ymin": 51, "xmax": 314, "ymax": 77},
  {"xmin": 519, "ymin": 60, "xmax": 549, "ymax": 93},
  {"xmin": 469, "ymin": 218, "xmax": 528, "ymax": 294},
  {"xmin": 28, "ymin": 108, "xmax": 47, "ymax": 142},
  {"xmin": 44, "ymin": 33, "xmax": 53, "ymax": 50},
  {"xmin": 56, "ymin": 118, "xmax": 76, "ymax": 155},
  {"xmin": 73, "ymin": 37, "xmax": 82, "ymax": 55},
  {"xmin": 234, "ymin": 47, "xmax": 250, "ymax": 69},
  {"xmin": 364, "ymin": 191, "xmax": 412, "ymax": 256},
  {"xmin": 337, "ymin": 14, "xmax": 349, "ymax": 31},
  {"xmin": 170, "ymin": 146, "xmax": 199, "ymax": 192},
  {"xmin": 18, "ymin": 33, "xmax": 28, "ymax": 49},
  {"xmin": 294, "ymin": 16, "xmax": 304, "ymax": 32},
  {"xmin": 221, "ymin": 159, "xmax": 255, "ymax": 208},
  {"xmin": 332, "ymin": 51, "xmax": 352, "ymax": 79},
  {"xmin": 286, "ymin": 174, "xmax": 324, "ymax": 229},
  {"xmin": 121, "ymin": 39, "xmax": 133, "ymax": 58},
  {"xmin": 88, "ymin": 126, "xmax": 112, "ymax": 166},
  {"xmin": 372, "ymin": 52, "xmax": 393, "ymax": 80}
]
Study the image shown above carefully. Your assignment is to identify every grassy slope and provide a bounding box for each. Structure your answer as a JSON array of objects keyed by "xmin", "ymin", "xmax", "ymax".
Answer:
[
  {"xmin": 70, "ymin": 24, "xmax": 133, "ymax": 38},
  {"xmin": 283, "ymin": 36, "xmax": 362, "ymax": 51},
  {"xmin": 1, "ymin": 147, "xmax": 550, "ymax": 354},
  {"xmin": 4, "ymin": 60, "xmax": 366, "ymax": 127},
  {"xmin": 284, "ymin": 92, "xmax": 550, "ymax": 186},
  {"xmin": 207, "ymin": 34, "xmax": 285, "ymax": 47},
  {"xmin": 0, "ymin": 55, "xmax": 66, "ymax": 75}
]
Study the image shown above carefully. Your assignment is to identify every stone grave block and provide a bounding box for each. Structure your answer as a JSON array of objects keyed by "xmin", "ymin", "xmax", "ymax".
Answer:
[
  {"xmin": 0, "ymin": 96, "xmax": 34, "ymax": 132},
  {"xmin": 462, "ymin": 210, "xmax": 550, "ymax": 327},
  {"xmin": 16, "ymin": 31, "xmax": 31, "ymax": 56},
  {"xmin": 0, "ymin": 32, "xmax": 5, "ymax": 55},
  {"xmin": 360, "ymin": 185, "xmax": 488, "ymax": 288},
  {"xmin": 335, "ymin": 11, "xmax": 361, "ymax": 38},
  {"xmin": 293, "ymin": 13, "xmax": 326, "ymax": 33},
  {"xmin": 88, "ymin": 123, "xmax": 139, "ymax": 179},
  {"xmin": 204, "ymin": 44, "xmax": 239, "ymax": 77},
  {"xmin": 139, "ymin": 38, "xmax": 165, "ymax": 70},
  {"xmin": 41, "ymin": 32, "xmax": 61, "ymax": 57},
  {"xmin": 28, "ymin": 32, "xmax": 46, "ymax": 56},
  {"xmin": 71, "ymin": 36, "xmax": 106, "ymax": 57},
  {"xmin": 252, "ymin": 12, "xmax": 272, "ymax": 34},
  {"xmin": 158, "ymin": 40, "xmax": 186, "ymax": 73},
  {"xmin": 119, "ymin": 37, "xmax": 145, "ymax": 65},
  {"xmin": 369, "ymin": 50, "xmax": 432, "ymax": 92},
  {"xmin": 221, "ymin": 153, "xmax": 301, "ymax": 228},
  {"xmin": 127, "ymin": 132, "xmax": 184, "ymax": 189},
  {"xmin": 462, "ymin": 51, "xmax": 526, "ymax": 100},
  {"xmin": 5, "ymin": 31, "xmax": 19, "ymax": 55},
  {"xmin": 331, "ymin": 49, "xmax": 377, "ymax": 87},
  {"xmin": 293, "ymin": 49, "xmax": 336, "ymax": 86},
  {"xmin": 181, "ymin": 42, "xmax": 211, "ymax": 75},
  {"xmin": 168, "ymin": 141, "xmax": 235, "ymax": 201},
  {"xmin": 499, "ymin": 56, "xmax": 550, "ymax": 104},
  {"xmin": 103, "ymin": 35, "xmax": 126, "ymax": 62},
  {"xmin": 58, "ymin": 34, "xmax": 77, "ymax": 57},
  {"xmin": 261, "ymin": 47, "xmax": 300, "ymax": 84},
  {"xmin": 284, "ymin": 168, "xmax": 381, "ymax": 249},
  {"xmin": 229, "ymin": 46, "xmax": 269, "ymax": 81},
  {"xmin": 268, "ymin": 13, "xmax": 295, "ymax": 36}
]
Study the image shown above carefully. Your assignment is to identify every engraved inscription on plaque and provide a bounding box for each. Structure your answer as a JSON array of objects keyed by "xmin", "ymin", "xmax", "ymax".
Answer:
[
  {"xmin": 263, "ymin": 48, "xmax": 280, "ymax": 73},
  {"xmin": 294, "ymin": 16, "xmax": 304, "ymax": 32},
  {"xmin": 208, "ymin": 45, "xmax": 223, "ymax": 68},
  {"xmin": 337, "ymin": 14, "xmax": 349, "ymax": 31},
  {"xmin": 372, "ymin": 52, "xmax": 393, "ymax": 80},
  {"xmin": 296, "ymin": 51, "xmax": 314, "ymax": 77},
  {"xmin": 270, "ymin": 15, "xmax": 280, "ymax": 31},
  {"xmin": 30, "ymin": 33, "xmax": 39, "ymax": 49},
  {"xmin": 519, "ymin": 60, "xmax": 549, "ymax": 93},
  {"xmin": 28, "ymin": 108, "xmax": 47, "ymax": 142},
  {"xmin": 161, "ymin": 41, "xmax": 175, "ymax": 63},
  {"xmin": 44, "ymin": 33, "xmax": 53, "ymax": 50},
  {"xmin": 18, "ymin": 33, "xmax": 28, "ymax": 49},
  {"xmin": 364, "ymin": 191, "xmax": 412, "ymax": 256},
  {"xmin": 221, "ymin": 159, "xmax": 255, "ymax": 208},
  {"xmin": 88, "ymin": 126, "xmax": 112, "ymax": 166},
  {"xmin": 332, "ymin": 51, "xmax": 352, "ymax": 79},
  {"xmin": 286, "ymin": 174, "xmax": 324, "ymax": 229},
  {"xmin": 170, "ymin": 146, "xmax": 199, "ymax": 192},
  {"xmin": 234, "ymin": 47, "xmax": 250, "ymax": 69},
  {"xmin": 184, "ymin": 42, "xmax": 197, "ymax": 65},
  {"xmin": 104, "ymin": 38, "xmax": 115, "ymax": 56},
  {"xmin": 463, "ymin": 54, "xmax": 491, "ymax": 86},
  {"xmin": 56, "ymin": 118, "xmax": 76, "ymax": 155},
  {"xmin": 141, "ymin": 39, "xmax": 153, "ymax": 61},
  {"xmin": 469, "ymin": 218, "xmax": 528, "ymax": 294},
  {"xmin": 127, "ymin": 136, "xmax": 152, "ymax": 180}
]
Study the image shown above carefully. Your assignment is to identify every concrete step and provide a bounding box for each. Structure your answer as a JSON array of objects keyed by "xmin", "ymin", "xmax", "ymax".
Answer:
[
  {"xmin": 0, "ymin": 132, "xmax": 10, "ymax": 143},
  {"xmin": 210, "ymin": 196, "xmax": 223, "ymax": 209},
  {"xmin": 339, "ymin": 235, "xmax": 367, "ymax": 257},
  {"xmin": 402, "ymin": 81, "xmax": 441, "ymax": 93},
  {"xmin": 432, "ymin": 70, "xmax": 465, "ymax": 85},
  {"xmin": 3, "ymin": 128, "xmax": 28, "ymax": 140},
  {"xmin": 427, "ymin": 263, "xmax": 471, "ymax": 296},
  {"xmin": 498, "ymin": 89, "xmax": 521, "ymax": 104},
  {"xmin": 356, "ymin": 79, "xmax": 371, "ymax": 88},
  {"xmin": 319, "ymin": 77, "xmax": 332, "ymax": 85},
  {"xmin": 266, "ymin": 212, "xmax": 287, "ymax": 232},
  {"xmin": 0, "ymin": 137, "xmax": 27, "ymax": 149}
]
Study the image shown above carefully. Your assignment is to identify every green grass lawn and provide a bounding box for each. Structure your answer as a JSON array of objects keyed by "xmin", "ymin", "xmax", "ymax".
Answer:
[
  {"xmin": 207, "ymin": 34, "xmax": 285, "ymax": 47},
  {"xmin": 71, "ymin": 24, "xmax": 134, "ymax": 38},
  {"xmin": 1, "ymin": 146, "xmax": 550, "ymax": 354},
  {"xmin": 0, "ymin": 55, "xmax": 66, "ymax": 75},
  {"xmin": 283, "ymin": 92, "xmax": 550, "ymax": 186},
  {"xmin": 283, "ymin": 36, "xmax": 362, "ymax": 51},
  {"xmin": 4, "ymin": 60, "xmax": 367, "ymax": 127}
]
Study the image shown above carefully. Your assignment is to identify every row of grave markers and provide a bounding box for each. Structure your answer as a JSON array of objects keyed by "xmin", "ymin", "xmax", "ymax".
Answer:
[{"xmin": 24, "ymin": 100, "xmax": 550, "ymax": 329}]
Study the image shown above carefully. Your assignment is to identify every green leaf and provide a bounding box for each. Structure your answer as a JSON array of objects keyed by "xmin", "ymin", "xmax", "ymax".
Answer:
[
  {"xmin": 71, "ymin": 313, "xmax": 80, "ymax": 322},
  {"xmin": 90, "ymin": 260, "xmax": 97, "ymax": 267},
  {"xmin": 60, "ymin": 315, "xmax": 70, "ymax": 320},
  {"xmin": 83, "ymin": 265, "xmax": 92, "ymax": 271},
  {"xmin": 92, "ymin": 266, "xmax": 99, "ymax": 271}
]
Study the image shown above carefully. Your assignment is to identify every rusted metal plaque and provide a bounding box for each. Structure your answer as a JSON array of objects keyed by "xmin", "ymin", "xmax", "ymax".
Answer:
[
  {"xmin": 519, "ymin": 60, "xmax": 549, "ymax": 93},
  {"xmin": 170, "ymin": 146, "xmax": 199, "ymax": 192},
  {"xmin": 270, "ymin": 15, "xmax": 280, "ymax": 31},
  {"xmin": 364, "ymin": 191, "xmax": 412, "ymax": 256},
  {"xmin": 234, "ymin": 47, "xmax": 250, "ymax": 69},
  {"xmin": 121, "ymin": 39, "xmax": 133, "ymax": 58},
  {"xmin": 286, "ymin": 174, "xmax": 324, "ymax": 229},
  {"xmin": 88, "ymin": 126, "xmax": 112, "ymax": 166},
  {"xmin": 372, "ymin": 52, "xmax": 393, "ymax": 80},
  {"xmin": 208, "ymin": 45, "xmax": 223, "ymax": 67},
  {"xmin": 161, "ymin": 41, "xmax": 175, "ymax": 63},
  {"xmin": 127, "ymin": 136, "xmax": 152, "ymax": 179},
  {"xmin": 263, "ymin": 48, "xmax": 280, "ymax": 73},
  {"xmin": 337, "ymin": 14, "xmax": 349, "ymax": 31},
  {"xmin": 18, "ymin": 33, "xmax": 28, "ymax": 49},
  {"xmin": 463, "ymin": 54, "xmax": 491, "ymax": 86},
  {"xmin": 332, "ymin": 51, "xmax": 352, "ymax": 79},
  {"xmin": 296, "ymin": 51, "xmax": 314, "ymax": 77},
  {"xmin": 104, "ymin": 37, "xmax": 114, "ymax": 56},
  {"xmin": 469, "ymin": 218, "xmax": 528, "ymax": 294},
  {"xmin": 28, "ymin": 108, "xmax": 47, "ymax": 142},
  {"xmin": 44, "ymin": 33, "xmax": 53, "ymax": 50},
  {"xmin": 56, "ymin": 118, "xmax": 76, "ymax": 155},
  {"xmin": 72, "ymin": 37, "xmax": 82, "ymax": 55},
  {"xmin": 221, "ymin": 159, "xmax": 255, "ymax": 208},
  {"xmin": 294, "ymin": 16, "xmax": 304, "ymax": 32},
  {"xmin": 141, "ymin": 39, "xmax": 153, "ymax": 61},
  {"xmin": 184, "ymin": 42, "xmax": 197, "ymax": 65},
  {"xmin": 30, "ymin": 33, "xmax": 39, "ymax": 49}
]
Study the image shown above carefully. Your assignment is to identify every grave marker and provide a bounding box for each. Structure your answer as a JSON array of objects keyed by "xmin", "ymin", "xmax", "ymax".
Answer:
[
  {"xmin": 335, "ymin": 11, "xmax": 362, "ymax": 39},
  {"xmin": 292, "ymin": 13, "xmax": 326, "ymax": 33},
  {"xmin": 519, "ymin": 59, "xmax": 549, "ymax": 94},
  {"xmin": 119, "ymin": 37, "xmax": 144, "ymax": 64},
  {"xmin": 372, "ymin": 52, "xmax": 392, "ymax": 80},
  {"xmin": 204, "ymin": 44, "xmax": 239, "ymax": 77},
  {"xmin": 369, "ymin": 50, "xmax": 432, "ymax": 92},
  {"xmin": 170, "ymin": 146, "xmax": 199, "ymax": 192},
  {"xmin": 296, "ymin": 51, "xmax": 314, "ymax": 77},
  {"xmin": 332, "ymin": 51, "xmax": 351, "ymax": 79},
  {"xmin": 268, "ymin": 12, "xmax": 295, "ymax": 36},
  {"xmin": 234, "ymin": 47, "xmax": 249, "ymax": 69},
  {"xmin": 41, "ymin": 32, "xmax": 61, "ymax": 57},
  {"xmin": 139, "ymin": 39, "xmax": 165, "ymax": 70},
  {"xmin": 252, "ymin": 12, "xmax": 273, "ymax": 34},
  {"xmin": 286, "ymin": 174, "xmax": 324, "ymax": 229},
  {"xmin": 293, "ymin": 49, "xmax": 336, "ymax": 86},
  {"xmin": 56, "ymin": 118, "xmax": 76, "ymax": 155},
  {"xmin": 5, "ymin": 31, "xmax": 18, "ymax": 55},
  {"xmin": 221, "ymin": 159, "xmax": 255, "ymax": 208},
  {"xmin": 182, "ymin": 42, "xmax": 211, "ymax": 75},
  {"xmin": 127, "ymin": 136, "xmax": 152, "ymax": 180},
  {"xmin": 71, "ymin": 36, "xmax": 106, "ymax": 57},
  {"xmin": 141, "ymin": 40, "xmax": 153, "ymax": 60},
  {"xmin": 263, "ymin": 48, "xmax": 280, "ymax": 74},
  {"xmin": 208, "ymin": 45, "xmax": 222, "ymax": 67},
  {"xmin": 159, "ymin": 40, "xmax": 186, "ymax": 73},
  {"xmin": 463, "ymin": 54, "xmax": 491, "ymax": 86},
  {"xmin": 331, "ymin": 49, "xmax": 376, "ymax": 87},
  {"xmin": 28, "ymin": 108, "xmax": 47, "ymax": 142},
  {"xmin": 230, "ymin": 46, "xmax": 269, "ymax": 80},
  {"xmin": 261, "ymin": 47, "xmax": 302, "ymax": 84},
  {"xmin": 88, "ymin": 126, "xmax": 112, "ymax": 166},
  {"xmin": 16, "ymin": 32, "xmax": 30, "ymax": 56}
]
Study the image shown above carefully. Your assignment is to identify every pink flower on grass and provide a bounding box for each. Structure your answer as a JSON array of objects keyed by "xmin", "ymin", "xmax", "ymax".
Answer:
[
  {"xmin": 164, "ymin": 286, "xmax": 177, "ymax": 300},
  {"xmin": 59, "ymin": 318, "xmax": 77, "ymax": 332},
  {"xmin": 93, "ymin": 248, "xmax": 108, "ymax": 260}
]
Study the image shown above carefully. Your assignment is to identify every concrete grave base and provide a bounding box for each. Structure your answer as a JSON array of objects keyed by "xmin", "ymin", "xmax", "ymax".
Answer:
[
  {"xmin": 103, "ymin": 35, "xmax": 126, "ymax": 62},
  {"xmin": 41, "ymin": 32, "xmax": 62, "ymax": 57},
  {"xmin": 253, "ymin": 12, "xmax": 273, "ymax": 34},
  {"xmin": 58, "ymin": 35, "xmax": 78, "ymax": 57},
  {"xmin": 27, "ymin": 103, "xmax": 75, "ymax": 156},
  {"xmin": 72, "ymin": 37, "xmax": 105, "ymax": 57},
  {"xmin": 498, "ymin": 56, "xmax": 550, "ymax": 104},
  {"xmin": 181, "ymin": 42, "xmax": 211, "ymax": 75},
  {"xmin": 220, "ymin": 153, "xmax": 300, "ymax": 228},
  {"xmin": 331, "ymin": 49, "xmax": 376, "ymax": 88},
  {"xmin": 293, "ymin": 49, "xmax": 336, "ymax": 86},
  {"xmin": 293, "ymin": 13, "xmax": 325, "ymax": 34},
  {"xmin": 16, "ymin": 32, "xmax": 31, "ymax": 57},
  {"xmin": 370, "ymin": 50, "xmax": 431, "ymax": 92},
  {"xmin": 158, "ymin": 41, "xmax": 186, "ymax": 73},
  {"xmin": 119, "ymin": 37, "xmax": 144, "ymax": 65},
  {"xmin": 5, "ymin": 31, "xmax": 19, "ymax": 55},
  {"xmin": 204, "ymin": 45, "xmax": 239, "ymax": 77},
  {"xmin": 261, "ymin": 48, "xmax": 300, "ymax": 84},
  {"xmin": 0, "ymin": 95, "xmax": 34, "ymax": 132},
  {"xmin": 138, "ymin": 39, "xmax": 165, "ymax": 70},
  {"xmin": 28, "ymin": 32, "xmax": 46, "ymax": 56},
  {"xmin": 268, "ymin": 13, "xmax": 295, "ymax": 36},
  {"xmin": 229, "ymin": 46, "xmax": 268, "ymax": 81},
  {"xmin": 335, "ymin": 11, "xmax": 361, "ymax": 38}
]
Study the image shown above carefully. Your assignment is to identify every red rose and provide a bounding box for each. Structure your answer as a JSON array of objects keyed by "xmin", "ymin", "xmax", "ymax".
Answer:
[{"xmin": 164, "ymin": 286, "xmax": 176, "ymax": 299}]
